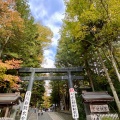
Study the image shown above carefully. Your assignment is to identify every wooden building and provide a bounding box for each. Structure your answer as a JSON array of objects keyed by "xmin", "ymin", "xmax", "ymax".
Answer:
[
  {"xmin": 82, "ymin": 91, "xmax": 119, "ymax": 120},
  {"xmin": 0, "ymin": 93, "xmax": 22, "ymax": 119}
]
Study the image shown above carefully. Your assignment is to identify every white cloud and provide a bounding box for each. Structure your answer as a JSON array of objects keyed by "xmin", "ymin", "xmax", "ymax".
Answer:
[
  {"xmin": 41, "ymin": 11, "xmax": 65, "ymax": 68},
  {"xmin": 29, "ymin": 1, "xmax": 46, "ymax": 15},
  {"xmin": 43, "ymin": 12, "xmax": 64, "ymax": 67},
  {"xmin": 51, "ymin": 35, "xmax": 59, "ymax": 47},
  {"xmin": 29, "ymin": 0, "xmax": 65, "ymax": 68},
  {"xmin": 44, "ymin": 12, "xmax": 65, "ymax": 47},
  {"xmin": 44, "ymin": 49, "xmax": 54, "ymax": 60},
  {"xmin": 42, "ymin": 56, "xmax": 55, "ymax": 68}
]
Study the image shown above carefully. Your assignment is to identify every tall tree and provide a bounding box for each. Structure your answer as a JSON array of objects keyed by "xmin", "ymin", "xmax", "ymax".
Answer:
[
  {"xmin": 30, "ymin": 81, "xmax": 45, "ymax": 107},
  {"xmin": 56, "ymin": 0, "xmax": 120, "ymax": 114},
  {"xmin": 1, "ymin": 0, "xmax": 53, "ymax": 67},
  {"xmin": 0, "ymin": 0, "xmax": 24, "ymax": 58}
]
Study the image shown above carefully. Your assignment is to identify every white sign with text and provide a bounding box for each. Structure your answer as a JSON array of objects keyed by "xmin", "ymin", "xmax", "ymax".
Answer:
[
  {"xmin": 20, "ymin": 91, "xmax": 31, "ymax": 120},
  {"xmin": 69, "ymin": 88, "xmax": 79, "ymax": 119}
]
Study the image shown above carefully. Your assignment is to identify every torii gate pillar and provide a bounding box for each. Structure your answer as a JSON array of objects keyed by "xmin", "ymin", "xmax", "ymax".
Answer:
[
  {"xmin": 68, "ymin": 71, "xmax": 79, "ymax": 120},
  {"xmin": 20, "ymin": 68, "xmax": 35, "ymax": 120}
]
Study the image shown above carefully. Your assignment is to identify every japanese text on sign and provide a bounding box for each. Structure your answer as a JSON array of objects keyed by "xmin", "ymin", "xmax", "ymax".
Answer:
[
  {"xmin": 69, "ymin": 88, "xmax": 79, "ymax": 119},
  {"xmin": 90, "ymin": 104, "xmax": 109, "ymax": 113},
  {"xmin": 20, "ymin": 91, "xmax": 31, "ymax": 120}
]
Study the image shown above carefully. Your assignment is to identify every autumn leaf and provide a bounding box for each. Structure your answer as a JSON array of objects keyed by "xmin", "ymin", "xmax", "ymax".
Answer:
[
  {"xmin": 5, "ymin": 59, "xmax": 22, "ymax": 69},
  {"xmin": 0, "ymin": 59, "xmax": 22, "ymax": 92}
]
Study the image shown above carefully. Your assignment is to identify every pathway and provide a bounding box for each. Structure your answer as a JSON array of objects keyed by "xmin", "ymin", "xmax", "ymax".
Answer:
[
  {"xmin": 27, "ymin": 111, "xmax": 72, "ymax": 120},
  {"xmin": 39, "ymin": 112, "xmax": 65, "ymax": 120}
]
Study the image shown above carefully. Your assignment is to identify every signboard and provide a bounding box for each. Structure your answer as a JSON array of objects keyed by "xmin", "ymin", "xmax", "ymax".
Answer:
[
  {"xmin": 69, "ymin": 88, "xmax": 79, "ymax": 119},
  {"xmin": 90, "ymin": 104, "xmax": 109, "ymax": 113},
  {"xmin": 20, "ymin": 91, "xmax": 31, "ymax": 120}
]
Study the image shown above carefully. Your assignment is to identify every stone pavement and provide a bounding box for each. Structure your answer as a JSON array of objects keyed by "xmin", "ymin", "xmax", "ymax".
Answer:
[
  {"xmin": 38, "ymin": 112, "xmax": 56, "ymax": 120},
  {"xmin": 27, "ymin": 111, "xmax": 72, "ymax": 120},
  {"xmin": 38, "ymin": 112, "xmax": 65, "ymax": 120},
  {"xmin": 47, "ymin": 112, "xmax": 65, "ymax": 120},
  {"xmin": 27, "ymin": 111, "xmax": 38, "ymax": 120},
  {"xmin": 27, "ymin": 109, "xmax": 38, "ymax": 120},
  {"xmin": 56, "ymin": 112, "xmax": 73, "ymax": 120}
]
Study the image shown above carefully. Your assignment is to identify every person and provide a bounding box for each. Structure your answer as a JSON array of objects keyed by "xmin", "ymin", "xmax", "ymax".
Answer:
[
  {"xmin": 38, "ymin": 109, "xmax": 43, "ymax": 116},
  {"xmin": 38, "ymin": 109, "xmax": 41, "ymax": 116},
  {"xmin": 41, "ymin": 109, "xmax": 43, "ymax": 115},
  {"xmin": 34, "ymin": 108, "xmax": 37, "ymax": 113}
]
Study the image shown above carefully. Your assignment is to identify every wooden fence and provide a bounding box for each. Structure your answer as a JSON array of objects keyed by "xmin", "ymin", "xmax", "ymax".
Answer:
[
  {"xmin": 90, "ymin": 114, "xmax": 119, "ymax": 120},
  {"xmin": 0, "ymin": 118, "xmax": 13, "ymax": 120}
]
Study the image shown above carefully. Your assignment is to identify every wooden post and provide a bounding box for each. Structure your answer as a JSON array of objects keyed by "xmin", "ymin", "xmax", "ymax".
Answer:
[{"xmin": 4, "ymin": 107, "xmax": 9, "ymax": 117}]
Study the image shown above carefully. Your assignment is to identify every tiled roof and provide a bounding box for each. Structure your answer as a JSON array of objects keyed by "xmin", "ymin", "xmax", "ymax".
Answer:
[
  {"xmin": 82, "ymin": 91, "xmax": 114, "ymax": 103},
  {"xmin": 0, "ymin": 93, "xmax": 22, "ymax": 105}
]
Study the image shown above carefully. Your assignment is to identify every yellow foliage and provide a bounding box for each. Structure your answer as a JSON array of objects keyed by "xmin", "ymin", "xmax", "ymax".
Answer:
[
  {"xmin": 36, "ymin": 24, "xmax": 53, "ymax": 48},
  {"xmin": 80, "ymin": 4, "xmax": 100, "ymax": 24},
  {"xmin": 42, "ymin": 92, "xmax": 51, "ymax": 108}
]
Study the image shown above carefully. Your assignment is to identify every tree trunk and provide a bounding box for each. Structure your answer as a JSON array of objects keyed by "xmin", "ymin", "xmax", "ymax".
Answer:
[
  {"xmin": 108, "ymin": 43, "xmax": 120, "ymax": 82},
  {"xmin": 114, "ymin": 56, "xmax": 120, "ymax": 70},
  {"xmin": 84, "ymin": 59, "xmax": 95, "ymax": 91},
  {"xmin": 65, "ymin": 92, "xmax": 69, "ymax": 110},
  {"xmin": 0, "ymin": 36, "xmax": 9, "ymax": 58},
  {"xmin": 98, "ymin": 49, "xmax": 120, "ymax": 113},
  {"xmin": 57, "ymin": 81, "xmax": 60, "ymax": 110},
  {"xmin": 63, "ymin": 94, "xmax": 67, "ymax": 110},
  {"xmin": 110, "ymin": 52, "xmax": 120, "ymax": 82},
  {"xmin": 0, "ymin": 50, "xmax": 3, "ymax": 58}
]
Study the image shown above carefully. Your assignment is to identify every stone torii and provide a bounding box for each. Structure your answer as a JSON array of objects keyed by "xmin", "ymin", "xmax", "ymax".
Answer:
[{"xmin": 19, "ymin": 67, "xmax": 84, "ymax": 120}]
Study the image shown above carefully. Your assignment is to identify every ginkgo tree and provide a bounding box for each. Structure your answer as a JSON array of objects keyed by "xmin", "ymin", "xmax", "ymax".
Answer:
[{"xmin": 55, "ymin": 0, "xmax": 120, "ymax": 114}]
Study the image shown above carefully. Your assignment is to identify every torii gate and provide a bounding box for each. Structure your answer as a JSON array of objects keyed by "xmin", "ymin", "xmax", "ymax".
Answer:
[{"xmin": 19, "ymin": 67, "xmax": 84, "ymax": 120}]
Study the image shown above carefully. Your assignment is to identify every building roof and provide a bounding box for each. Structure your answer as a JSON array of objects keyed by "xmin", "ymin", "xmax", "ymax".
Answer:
[
  {"xmin": 0, "ymin": 93, "xmax": 22, "ymax": 105},
  {"xmin": 82, "ymin": 91, "xmax": 114, "ymax": 103}
]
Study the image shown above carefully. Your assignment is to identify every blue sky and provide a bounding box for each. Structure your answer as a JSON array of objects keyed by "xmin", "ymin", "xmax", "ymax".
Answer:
[{"xmin": 28, "ymin": 0, "xmax": 65, "ymax": 68}]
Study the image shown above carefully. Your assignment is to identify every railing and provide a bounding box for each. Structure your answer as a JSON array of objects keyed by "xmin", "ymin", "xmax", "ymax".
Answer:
[{"xmin": 90, "ymin": 114, "xmax": 119, "ymax": 120}]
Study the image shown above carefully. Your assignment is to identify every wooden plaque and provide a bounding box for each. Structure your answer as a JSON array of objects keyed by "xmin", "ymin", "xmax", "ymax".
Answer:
[{"xmin": 90, "ymin": 104, "xmax": 109, "ymax": 112}]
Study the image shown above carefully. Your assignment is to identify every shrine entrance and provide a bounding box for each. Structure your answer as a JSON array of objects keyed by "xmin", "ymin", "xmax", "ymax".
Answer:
[{"xmin": 18, "ymin": 67, "xmax": 84, "ymax": 120}]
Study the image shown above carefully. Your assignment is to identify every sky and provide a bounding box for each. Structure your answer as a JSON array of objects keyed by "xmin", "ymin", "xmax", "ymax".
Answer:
[{"xmin": 28, "ymin": 0, "xmax": 65, "ymax": 68}]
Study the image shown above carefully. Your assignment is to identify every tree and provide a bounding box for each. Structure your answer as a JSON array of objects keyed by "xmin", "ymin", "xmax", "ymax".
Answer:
[
  {"xmin": 56, "ymin": 0, "xmax": 120, "ymax": 114},
  {"xmin": 30, "ymin": 81, "xmax": 45, "ymax": 107},
  {"xmin": 97, "ymin": 49, "xmax": 120, "ymax": 112},
  {"xmin": 50, "ymin": 81, "xmax": 61, "ymax": 110},
  {"xmin": 0, "ymin": 0, "xmax": 24, "ymax": 58},
  {"xmin": 50, "ymin": 79, "xmax": 70, "ymax": 111},
  {"xmin": 42, "ymin": 92, "xmax": 51, "ymax": 109},
  {"xmin": 0, "ymin": 59, "xmax": 22, "ymax": 92},
  {"xmin": 1, "ymin": 0, "xmax": 53, "ymax": 67}
]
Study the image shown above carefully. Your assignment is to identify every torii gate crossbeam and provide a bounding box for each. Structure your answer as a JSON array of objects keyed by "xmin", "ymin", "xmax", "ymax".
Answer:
[
  {"xmin": 19, "ymin": 67, "xmax": 83, "ymax": 73},
  {"xmin": 20, "ymin": 76, "xmax": 84, "ymax": 80}
]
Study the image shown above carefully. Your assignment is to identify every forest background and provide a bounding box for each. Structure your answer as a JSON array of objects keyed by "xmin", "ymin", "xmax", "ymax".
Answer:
[
  {"xmin": 0, "ymin": 0, "xmax": 120, "ymax": 119},
  {"xmin": 0, "ymin": 0, "xmax": 53, "ymax": 108}
]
